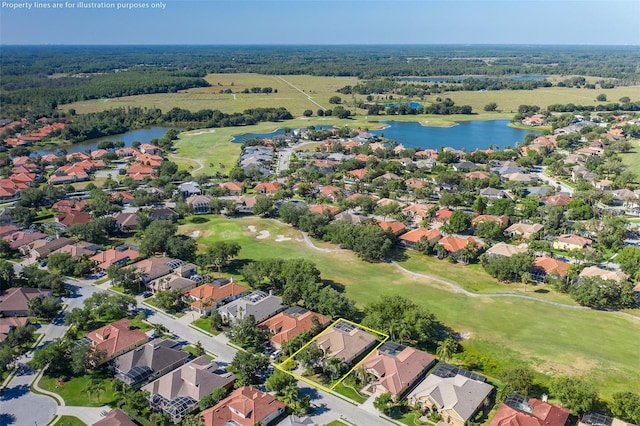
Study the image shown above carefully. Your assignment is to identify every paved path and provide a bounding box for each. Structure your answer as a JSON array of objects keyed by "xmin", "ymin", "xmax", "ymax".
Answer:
[
  {"xmin": 56, "ymin": 405, "xmax": 112, "ymax": 425},
  {"xmin": 297, "ymin": 227, "xmax": 640, "ymax": 322},
  {"xmin": 169, "ymin": 153, "xmax": 204, "ymax": 173}
]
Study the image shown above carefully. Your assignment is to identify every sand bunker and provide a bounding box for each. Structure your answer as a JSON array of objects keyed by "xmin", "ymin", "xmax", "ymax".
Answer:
[
  {"xmin": 185, "ymin": 129, "xmax": 216, "ymax": 136},
  {"xmin": 191, "ymin": 230, "xmax": 201, "ymax": 238},
  {"xmin": 256, "ymin": 230, "xmax": 270, "ymax": 239},
  {"xmin": 275, "ymin": 235, "xmax": 291, "ymax": 242},
  {"xmin": 247, "ymin": 225, "xmax": 257, "ymax": 233}
]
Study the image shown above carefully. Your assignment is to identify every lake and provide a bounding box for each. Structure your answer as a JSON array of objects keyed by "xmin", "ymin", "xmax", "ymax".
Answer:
[
  {"xmin": 230, "ymin": 125, "xmax": 335, "ymax": 143},
  {"xmin": 370, "ymin": 120, "xmax": 538, "ymax": 150},
  {"xmin": 35, "ymin": 127, "xmax": 173, "ymax": 156},
  {"xmin": 230, "ymin": 120, "xmax": 537, "ymax": 151}
]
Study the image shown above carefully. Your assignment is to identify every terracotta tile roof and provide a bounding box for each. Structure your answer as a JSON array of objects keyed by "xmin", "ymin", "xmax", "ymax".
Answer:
[
  {"xmin": 254, "ymin": 182, "xmax": 282, "ymax": 194},
  {"xmin": 90, "ymin": 247, "xmax": 140, "ymax": 270},
  {"xmin": 93, "ymin": 409, "xmax": 137, "ymax": 426},
  {"xmin": 555, "ymin": 234, "xmax": 592, "ymax": 248},
  {"xmin": 439, "ymin": 235, "xmax": 483, "ymax": 253},
  {"xmin": 318, "ymin": 185, "xmax": 343, "ymax": 197},
  {"xmin": 543, "ymin": 195, "xmax": 573, "ymax": 206},
  {"xmin": 86, "ymin": 319, "xmax": 148, "ymax": 361},
  {"xmin": 186, "ymin": 282, "xmax": 249, "ymax": 309},
  {"xmin": 348, "ymin": 169, "xmax": 368, "ymax": 180},
  {"xmin": 202, "ymin": 386, "xmax": 286, "ymax": 426},
  {"xmin": 219, "ymin": 182, "xmax": 243, "ymax": 193},
  {"xmin": 399, "ymin": 227, "xmax": 442, "ymax": 244},
  {"xmin": 472, "ymin": 214, "xmax": 510, "ymax": 228},
  {"xmin": 56, "ymin": 211, "xmax": 91, "ymax": 227},
  {"xmin": 534, "ymin": 256, "xmax": 570, "ymax": 277},
  {"xmin": 490, "ymin": 397, "xmax": 570, "ymax": 426},
  {"xmin": 405, "ymin": 177, "xmax": 427, "ymax": 189},
  {"xmin": 259, "ymin": 308, "xmax": 330, "ymax": 348},
  {"xmin": 363, "ymin": 344, "xmax": 436, "ymax": 396},
  {"xmin": 52, "ymin": 199, "xmax": 89, "ymax": 213},
  {"xmin": 377, "ymin": 220, "xmax": 407, "ymax": 235},
  {"xmin": 309, "ymin": 204, "xmax": 340, "ymax": 216}
]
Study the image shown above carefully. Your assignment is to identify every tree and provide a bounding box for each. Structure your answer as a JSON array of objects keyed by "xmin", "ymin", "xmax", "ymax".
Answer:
[
  {"xmin": 329, "ymin": 96, "xmax": 342, "ymax": 104},
  {"xmin": 610, "ymin": 392, "xmax": 640, "ymax": 424},
  {"xmin": 199, "ymin": 387, "xmax": 228, "ymax": 410},
  {"xmin": 550, "ymin": 376, "xmax": 597, "ymax": 415},
  {"xmin": 441, "ymin": 211, "xmax": 471, "ymax": 234},
  {"xmin": 569, "ymin": 276, "xmax": 636, "ymax": 310},
  {"xmin": 373, "ymin": 392, "xmax": 394, "ymax": 415},
  {"xmin": 139, "ymin": 220, "xmax": 177, "ymax": 257},
  {"xmin": 499, "ymin": 366, "xmax": 534, "ymax": 396},
  {"xmin": 297, "ymin": 344, "xmax": 324, "ymax": 373},
  {"xmin": 230, "ymin": 351, "xmax": 269, "ymax": 387},
  {"xmin": 108, "ymin": 266, "xmax": 143, "ymax": 294},
  {"xmin": 436, "ymin": 337, "xmax": 459, "ymax": 362},
  {"xmin": 210, "ymin": 311, "xmax": 224, "ymax": 331},
  {"xmin": 483, "ymin": 253, "xmax": 534, "ymax": 282},
  {"xmin": 266, "ymin": 369, "xmax": 298, "ymax": 395},
  {"xmin": 596, "ymin": 93, "xmax": 607, "ymax": 102},
  {"xmin": 303, "ymin": 109, "xmax": 313, "ymax": 117},
  {"xmin": 154, "ymin": 289, "xmax": 185, "ymax": 314},
  {"xmin": 28, "ymin": 296, "xmax": 61, "ymax": 320},
  {"xmin": 474, "ymin": 220, "xmax": 504, "ymax": 241},
  {"xmin": 484, "ymin": 102, "xmax": 498, "ymax": 112},
  {"xmin": 165, "ymin": 235, "xmax": 197, "ymax": 262},
  {"xmin": 198, "ymin": 241, "xmax": 241, "ymax": 273},
  {"xmin": 253, "ymin": 196, "xmax": 275, "ymax": 216},
  {"xmin": 193, "ymin": 340, "xmax": 205, "ymax": 357},
  {"xmin": 227, "ymin": 315, "xmax": 270, "ymax": 351},
  {"xmin": 0, "ymin": 259, "xmax": 16, "ymax": 292},
  {"xmin": 616, "ymin": 246, "xmax": 640, "ymax": 277}
]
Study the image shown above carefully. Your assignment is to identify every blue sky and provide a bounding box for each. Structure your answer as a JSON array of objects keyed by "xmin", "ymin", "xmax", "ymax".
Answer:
[{"xmin": 1, "ymin": 0, "xmax": 639, "ymax": 45}]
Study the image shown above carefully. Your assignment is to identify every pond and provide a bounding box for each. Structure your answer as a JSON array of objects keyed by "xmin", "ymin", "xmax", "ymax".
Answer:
[
  {"xmin": 35, "ymin": 127, "xmax": 173, "ymax": 156},
  {"xmin": 369, "ymin": 120, "xmax": 539, "ymax": 150}
]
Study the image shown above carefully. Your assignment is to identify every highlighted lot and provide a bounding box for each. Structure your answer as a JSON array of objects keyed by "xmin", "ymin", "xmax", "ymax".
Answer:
[{"xmin": 276, "ymin": 318, "xmax": 388, "ymax": 393}]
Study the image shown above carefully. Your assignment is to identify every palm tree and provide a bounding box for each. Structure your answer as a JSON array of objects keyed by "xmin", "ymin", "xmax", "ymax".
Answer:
[
  {"xmin": 152, "ymin": 323, "xmax": 168, "ymax": 338},
  {"xmin": 436, "ymin": 337, "xmax": 458, "ymax": 362}
]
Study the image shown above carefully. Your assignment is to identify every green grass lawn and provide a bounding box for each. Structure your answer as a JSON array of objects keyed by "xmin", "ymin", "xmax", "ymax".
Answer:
[
  {"xmin": 183, "ymin": 344, "xmax": 214, "ymax": 360},
  {"xmin": 38, "ymin": 375, "xmax": 116, "ymax": 407},
  {"xmin": 128, "ymin": 316, "xmax": 152, "ymax": 332},
  {"xmin": 398, "ymin": 411, "xmax": 428, "ymax": 426},
  {"xmin": 326, "ymin": 421, "xmax": 348, "ymax": 426},
  {"xmin": 178, "ymin": 215, "xmax": 640, "ymax": 398},
  {"xmin": 53, "ymin": 416, "xmax": 87, "ymax": 426},
  {"xmin": 332, "ymin": 381, "xmax": 368, "ymax": 404},
  {"xmin": 620, "ymin": 141, "xmax": 640, "ymax": 178},
  {"xmin": 191, "ymin": 317, "xmax": 221, "ymax": 335}
]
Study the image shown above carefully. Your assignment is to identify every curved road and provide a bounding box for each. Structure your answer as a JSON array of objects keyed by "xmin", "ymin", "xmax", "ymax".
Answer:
[{"xmin": 298, "ymin": 230, "xmax": 640, "ymax": 322}]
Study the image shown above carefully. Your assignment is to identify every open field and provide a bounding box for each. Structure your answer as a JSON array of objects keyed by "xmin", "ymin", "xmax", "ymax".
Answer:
[
  {"xmin": 620, "ymin": 140, "xmax": 640, "ymax": 178},
  {"xmin": 178, "ymin": 215, "xmax": 640, "ymax": 398},
  {"xmin": 38, "ymin": 375, "xmax": 116, "ymax": 407},
  {"xmin": 63, "ymin": 73, "xmax": 640, "ymax": 119}
]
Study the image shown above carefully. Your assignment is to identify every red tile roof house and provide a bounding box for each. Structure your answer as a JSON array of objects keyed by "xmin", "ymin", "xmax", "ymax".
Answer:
[
  {"xmin": 93, "ymin": 409, "xmax": 137, "ymax": 426},
  {"xmin": 532, "ymin": 256, "xmax": 570, "ymax": 283},
  {"xmin": 55, "ymin": 211, "xmax": 91, "ymax": 227},
  {"xmin": 438, "ymin": 235, "xmax": 484, "ymax": 264},
  {"xmin": 0, "ymin": 287, "xmax": 53, "ymax": 316},
  {"xmin": 52, "ymin": 199, "xmax": 89, "ymax": 213},
  {"xmin": 377, "ymin": 219, "xmax": 407, "ymax": 236},
  {"xmin": 91, "ymin": 246, "xmax": 140, "ymax": 271},
  {"xmin": 85, "ymin": 318, "xmax": 149, "ymax": 365},
  {"xmin": 348, "ymin": 168, "xmax": 369, "ymax": 180},
  {"xmin": 471, "ymin": 215, "xmax": 510, "ymax": 228},
  {"xmin": 184, "ymin": 279, "xmax": 249, "ymax": 315},
  {"xmin": 254, "ymin": 181, "xmax": 282, "ymax": 195},
  {"xmin": 219, "ymin": 181, "xmax": 244, "ymax": 195},
  {"xmin": 552, "ymin": 234, "xmax": 592, "ymax": 251},
  {"xmin": 0, "ymin": 316, "xmax": 30, "ymax": 344},
  {"xmin": 259, "ymin": 306, "xmax": 331, "ymax": 350},
  {"xmin": 309, "ymin": 204, "xmax": 341, "ymax": 216},
  {"xmin": 139, "ymin": 143, "xmax": 162, "ymax": 155},
  {"xmin": 201, "ymin": 386, "xmax": 286, "ymax": 426},
  {"xmin": 399, "ymin": 227, "xmax": 442, "ymax": 250},
  {"xmin": 362, "ymin": 342, "xmax": 436, "ymax": 397},
  {"xmin": 318, "ymin": 185, "xmax": 343, "ymax": 201},
  {"xmin": 402, "ymin": 203, "xmax": 436, "ymax": 224},
  {"xmin": 490, "ymin": 394, "xmax": 570, "ymax": 426}
]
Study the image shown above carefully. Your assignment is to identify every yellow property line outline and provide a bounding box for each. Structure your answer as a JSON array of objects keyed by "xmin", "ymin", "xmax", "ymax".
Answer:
[{"xmin": 275, "ymin": 318, "xmax": 389, "ymax": 392}]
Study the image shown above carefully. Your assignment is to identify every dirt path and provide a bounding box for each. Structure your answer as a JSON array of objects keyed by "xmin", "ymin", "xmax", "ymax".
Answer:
[
  {"xmin": 276, "ymin": 76, "xmax": 326, "ymax": 110},
  {"xmin": 297, "ymin": 230, "xmax": 640, "ymax": 321}
]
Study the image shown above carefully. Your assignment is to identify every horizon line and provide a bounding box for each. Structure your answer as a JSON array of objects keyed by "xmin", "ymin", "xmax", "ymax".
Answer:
[{"xmin": 2, "ymin": 42, "xmax": 639, "ymax": 47}]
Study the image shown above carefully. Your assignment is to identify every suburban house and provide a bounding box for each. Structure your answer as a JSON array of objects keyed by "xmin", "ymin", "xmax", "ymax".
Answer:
[
  {"xmin": 93, "ymin": 409, "xmax": 137, "ymax": 426},
  {"xmin": 219, "ymin": 181, "xmax": 244, "ymax": 195},
  {"xmin": 147, "ymin": 262, "xmax": 199, "ymax": 294},
  {"xmin": 91, "ymin": 246, "xmax": 140, "ymax": 271},
  {"xmin": 178, "ymin": 181, "xmax": 202, "ymax": 197},
  {"xmin": 314, "ymin": 320, "xmax": 378, "ymax": 365},
  {"xmin": 28, "ymin": 237, "xmax": 74, "ymax": 259},
  {"xmin": 309, "ymin": 204, "xmax": 341, "ymax": 216},
  {"xmin": 490, "ymin": 393, "xmax": 570, "ymax": 426},
  {"xmin": 531, "ymin": 256, "xmax": 571, "ymax": 283},
  {"xmin": 254, "ymin": 182, "xmax": 282, "ymax": 195},
  {"xmin": 480, "ymin": 188, "xmax": 508, "ymax": 200},
  {"xmin": 143, "ymin": 355, "xmax": 235, "ymax": 423},
  {"xmin": 362, "ymin": 341, "xmax": 436, "ymax": 397},
  {"xmin": 399, "ymin": 227, "xmax": 442, "ymax": 250},
  {"xmin": 484, "ymin": 242, "xmax": 528, "ymax": 258},
  {"xmin": 114, "ymin": 212, "xmax": 140, "ymax": 232},
  {"xmin": 149, "ymin": 207, "xmax": 179, "ymax": 221},
  {"xmin": 471, "ymin": 215, "xmax": 509, "ymax": 228},
  {"xmin": 114, "ymin": 339, "xmax": 189, "ymax": 388},
  {"xmin": 5, "ymin": 230, "xmax": 47, "ymax": 251},
  {"xmin": 0, "ymin": 287, "xmax": 52, "ymax": 316},
  {"xmin": 579, "ymin": 413, "xmax": 637, "ymax": 426},
  {"xmin": 236, "ymin": 196, "xmax": 257, "ymax": 214},
  {"xmin": 377, "ymin": 219, "xmax": 407, "ymax": 236},
  {"xmin": 438, "ymin": 235, "xmax": 484, "ymax": 263},
  {"xmin": 85, "ymin": 318, "xmax": 149, "ymax": 365},
  {"xmin": 126, "ymin": 256, "xmax": 182, "ymax": 285},
  {"xmin": 553, "ymin": 234, "xmax": 592, "ymax": 251},
  {"xmin": 184, "ymin": 279, "xmax": 249, "ymax": 315},
  {"xmin": 0, "ymin": 317, "xmax": 30, "ymax": 343},
  {"xmin": 55, "ymin": 211, "xmax": 91, "ymax": 227},
  {"xmin": 505, "ymin": 223, "xmax": 544, "ymax": 240},
  {"xmin": 578, "ymin": 266, "xmax": 629, "ymax": 284},
  {"xmin": 186, "ymin": 194, "xmax": 213, "ymax": 214},
  {"xmin": 259, "ymin": 306, "xmax": 331, "ymax": 350},
  {"xmin": 217, "ymin": 291, "xmax": 285, "ymax": 325},
  {"xmin": 408, "ymin": 363, "xmax": 494, "ymax": 426},
  {"xmin": 51, "ymin": 241, "xmax": 101, "ymax": 259},
  {"xmin": 200, "ymin": 386, "xmax": 286, "ymax": 426}
]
